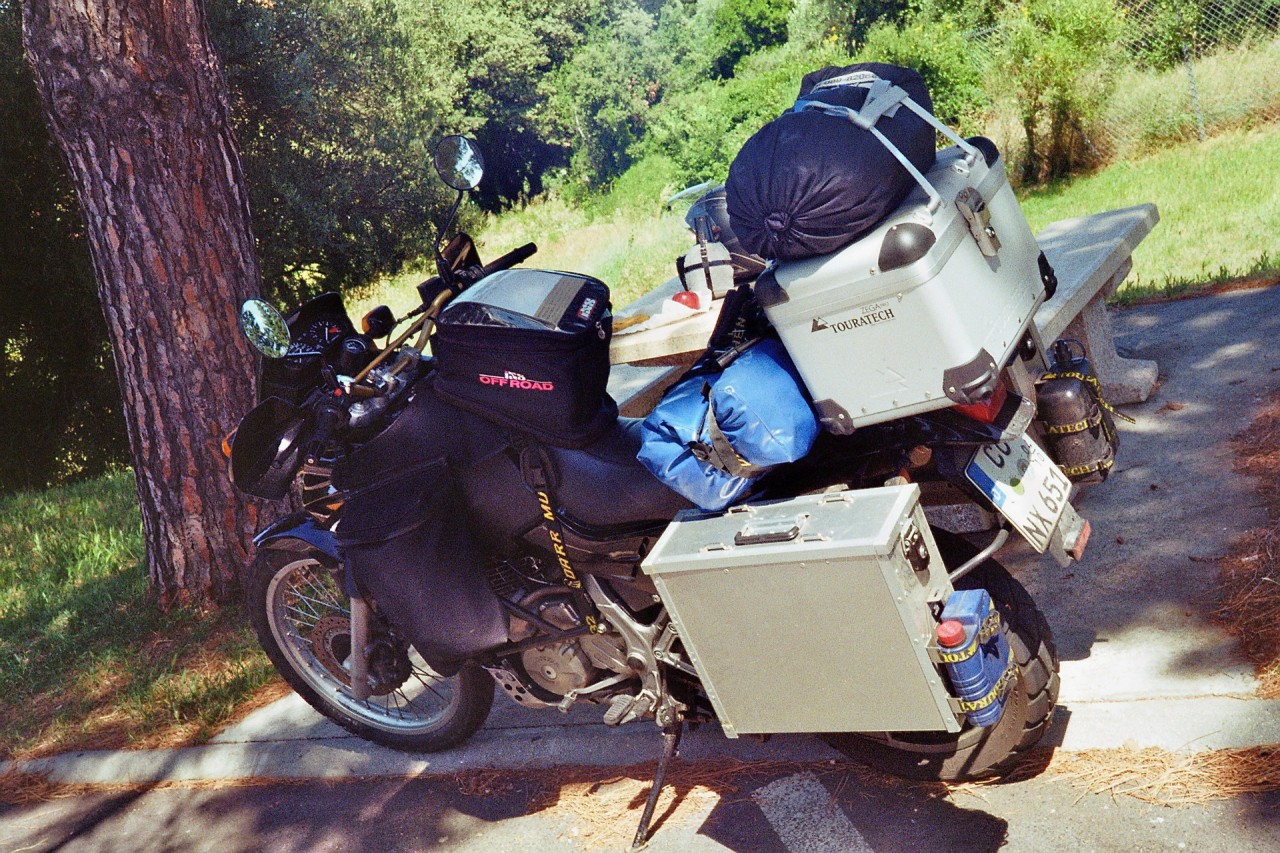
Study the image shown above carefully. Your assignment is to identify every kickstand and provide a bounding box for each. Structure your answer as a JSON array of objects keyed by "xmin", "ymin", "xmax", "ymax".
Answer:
[{"xmin": 631, "ymin": 720, "xmax": 684, "ymax": 851}]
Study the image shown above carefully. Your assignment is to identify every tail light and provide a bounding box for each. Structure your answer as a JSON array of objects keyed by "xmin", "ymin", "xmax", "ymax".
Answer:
[{"xmin": 951, "ymin": 381, "xmax": 1008, "ymax": 424}]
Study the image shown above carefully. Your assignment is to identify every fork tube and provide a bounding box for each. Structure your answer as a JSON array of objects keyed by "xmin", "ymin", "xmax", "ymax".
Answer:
[{"xmin": 350, "ymin": 594, "xmax": 371, "ymax": 701}]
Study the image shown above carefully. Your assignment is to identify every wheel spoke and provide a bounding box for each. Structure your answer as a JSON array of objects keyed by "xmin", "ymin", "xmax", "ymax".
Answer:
[{"xmin": 265, "ymin": 556, "xmax": 468, "ymax": 737}]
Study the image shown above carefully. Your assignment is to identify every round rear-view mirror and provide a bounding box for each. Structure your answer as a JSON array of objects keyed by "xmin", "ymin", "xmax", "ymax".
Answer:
[
  {"xmin": 239, "ymin": 298, "xmax": 290, "ymax": 358},
  {"xmin": 434, "ymin": 135, "xmax": 485, "ymax": 191}
]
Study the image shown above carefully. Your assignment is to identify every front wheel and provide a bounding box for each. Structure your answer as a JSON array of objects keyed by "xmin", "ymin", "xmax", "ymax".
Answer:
[
  {"xmin": 246, "ymin": 547, "xmax": 493, "ymax": 753},
  {"xmin": 823, "ymin": 531, "xmax": 1060, "ymax": 781}
]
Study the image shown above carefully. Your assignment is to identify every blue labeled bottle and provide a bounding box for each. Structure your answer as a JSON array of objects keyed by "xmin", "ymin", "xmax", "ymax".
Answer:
[{"xmin": 936, "ymin": 589, "xmax": 1012, "ymax": 727}]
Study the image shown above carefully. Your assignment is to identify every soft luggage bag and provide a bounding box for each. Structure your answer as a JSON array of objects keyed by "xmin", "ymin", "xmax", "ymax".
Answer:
[
  {"xmin": 333, "ymin": 390, "xmax": 511, "ymax": 675},
  {"xmin": 753, "ymin": 71, "xmax": 1048, "ymax": 433},
  {"xmin": 726, "ymin": 63, "xmax": 937, "ymax": 262},
  {"xmin": 432, "ymin": 269, "xmax": 617, "ymax": 448},
  {"xmin": 637, "ymin": 339, "xmax": 819, "ymax": 511}
]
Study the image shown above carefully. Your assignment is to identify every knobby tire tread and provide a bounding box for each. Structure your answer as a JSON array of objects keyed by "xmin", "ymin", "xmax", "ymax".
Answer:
[{"xmin": 823, "ymin": 530, "xmax": 1060, "ymax": 781}]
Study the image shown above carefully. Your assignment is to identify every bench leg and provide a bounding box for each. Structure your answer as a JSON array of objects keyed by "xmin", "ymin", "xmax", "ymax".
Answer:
[{"xmin": 1058, "ymin": 260, "xmax": 1158, "ymax": 406}]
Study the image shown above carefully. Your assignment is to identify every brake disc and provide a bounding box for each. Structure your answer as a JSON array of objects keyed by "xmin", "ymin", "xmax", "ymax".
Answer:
[{"xmin": 308, "ymin": 615, "xmax": 353, "ymax": 686}]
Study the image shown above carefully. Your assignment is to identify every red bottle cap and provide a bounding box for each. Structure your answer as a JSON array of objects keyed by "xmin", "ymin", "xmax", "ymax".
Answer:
[{"xmin": 936, "ymin": 620, "xmax": 967, "ymax": 647}]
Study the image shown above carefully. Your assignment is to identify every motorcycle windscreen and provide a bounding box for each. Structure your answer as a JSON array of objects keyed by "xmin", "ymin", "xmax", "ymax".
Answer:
[
  {"xmin": 230, "ymin": 396, "xmax": 310, "ymax": 501},
  {"xmin": 336, "ymin": 458, "xmax": 507, "ymax": 676}
]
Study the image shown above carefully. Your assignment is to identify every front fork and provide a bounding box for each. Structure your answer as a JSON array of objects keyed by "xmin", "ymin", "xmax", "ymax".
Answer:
[
  {"xmin": 254, "ymin": 515, "xmax": 378, "ymax": 699},
  {"xmin": 349, "ymin": 594, "xmax": 372, "ymax": 702}
]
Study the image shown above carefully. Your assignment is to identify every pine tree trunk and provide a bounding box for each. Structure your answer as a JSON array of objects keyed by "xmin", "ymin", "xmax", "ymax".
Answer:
[{"xmin": 23, "ymin": 0, "xmax": 262, "ymax": 607}]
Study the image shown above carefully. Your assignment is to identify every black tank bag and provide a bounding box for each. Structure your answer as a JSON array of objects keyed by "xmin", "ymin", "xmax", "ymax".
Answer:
[{"xmin": 432, "ymin": 269, "xmax": 617, "ymax": 448}]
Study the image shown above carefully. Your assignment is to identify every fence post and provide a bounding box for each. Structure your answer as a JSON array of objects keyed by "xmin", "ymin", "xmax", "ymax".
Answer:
[{"xmin": 1178, "ymin": 9, "xmax": 1208, "ymax": 141}]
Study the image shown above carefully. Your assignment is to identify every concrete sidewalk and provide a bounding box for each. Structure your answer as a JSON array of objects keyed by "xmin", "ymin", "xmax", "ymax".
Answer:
[{"xmin": 9, "ymin": 284, "xmax": 1280, "ymax": 788}]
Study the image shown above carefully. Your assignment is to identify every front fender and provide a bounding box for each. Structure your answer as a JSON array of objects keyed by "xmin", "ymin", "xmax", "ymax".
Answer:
[{"xmin": 253, "ymin": 513, "xmax": 340, "ymax": 562}]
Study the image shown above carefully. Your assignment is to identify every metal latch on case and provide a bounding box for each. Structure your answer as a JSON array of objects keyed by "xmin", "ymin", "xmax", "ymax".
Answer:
[{"xmin": 956, "ymin": 187, "xmax": 1001, "ymax": 257}]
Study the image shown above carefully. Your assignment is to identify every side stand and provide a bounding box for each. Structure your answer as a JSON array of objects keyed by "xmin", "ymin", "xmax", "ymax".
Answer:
[{"xmin": 630, "ymin": 720, "xmax": 684, "ymax": 851}]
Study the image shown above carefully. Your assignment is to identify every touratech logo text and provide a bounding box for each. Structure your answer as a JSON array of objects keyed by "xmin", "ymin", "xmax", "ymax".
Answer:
[
  {"xmin": 811, "ymin": 307, "xmax": 896, "ymax": 335},
  {"xmin": 478, "ymin": 370, "xmax": 555, "ymax": 391}
]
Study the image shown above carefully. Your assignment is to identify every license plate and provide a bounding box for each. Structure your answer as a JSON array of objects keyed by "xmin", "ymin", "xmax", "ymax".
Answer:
[{"xmin": 966, "ymin": 436, "xmax": 1070, "ymax": 553}]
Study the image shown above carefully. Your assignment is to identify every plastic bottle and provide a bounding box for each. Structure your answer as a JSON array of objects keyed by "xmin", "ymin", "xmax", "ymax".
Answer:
[{"xmin": 936, "ymin": 589, "xmax": 1011, "ymax": 727}]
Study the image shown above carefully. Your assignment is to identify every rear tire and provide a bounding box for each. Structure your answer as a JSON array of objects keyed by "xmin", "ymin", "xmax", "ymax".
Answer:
[
  {"xmin": 247, "ymin": 546, "xmax": 493, "ymax": 753},
  {"xmin": 823, "ymin": 530, "xmax": 1059, "ymax": 781}
]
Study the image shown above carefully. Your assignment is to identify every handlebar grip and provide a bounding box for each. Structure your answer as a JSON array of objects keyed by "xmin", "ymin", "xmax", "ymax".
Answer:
[
  {"xmin": 306, "ymin": 399, "xmax": 346, "ymax": 465},
  {"xmin": 480, "ymin": 242, "xmax": 537, "ymax": 277}
]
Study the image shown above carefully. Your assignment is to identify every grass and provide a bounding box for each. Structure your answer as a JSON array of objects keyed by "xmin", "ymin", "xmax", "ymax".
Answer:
[
  {"xmin": 1102, "ymin": 37, "xmax": 1280, "ymax": 160},
  {"xmin": 348, "ymin": 155, "xmax": 707, "ymax": 321},
  {"xmin": 0, "ymin": 470, "xmax": 282, "ymax": 761},
  {"xmin": 1018, "ymin": 125, "xmax": 1280, "ymax": 301}
]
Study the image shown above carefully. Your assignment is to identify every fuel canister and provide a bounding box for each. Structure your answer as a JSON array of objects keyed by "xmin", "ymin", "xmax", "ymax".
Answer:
[
  {"xmin": 935, "ymin": 589, "xmax": 1012, "ymax": 727},
  {"xmin": 1036, "ymin": 340, "xmax": 1119, "ymax": 484}
]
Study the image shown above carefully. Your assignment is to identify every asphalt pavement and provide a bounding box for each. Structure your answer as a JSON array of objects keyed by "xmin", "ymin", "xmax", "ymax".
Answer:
[{"xmin": 5, "ymin": 284, "xmax": 1280, "ymax": 852}]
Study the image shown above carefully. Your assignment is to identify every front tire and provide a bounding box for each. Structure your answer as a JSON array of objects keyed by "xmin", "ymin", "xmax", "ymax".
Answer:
[
  {"xmin": 824, "ymin": 531, "xmax": 1059, "ymax": 781},
  {"xmin": 247, "ymin": 547, "xmax": 493, "ymax": 753}
]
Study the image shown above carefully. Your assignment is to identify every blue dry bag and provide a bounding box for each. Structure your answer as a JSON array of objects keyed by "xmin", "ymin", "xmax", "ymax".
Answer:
[{"xmin": 637, "ymin": 338, "xmax": 819, "ymax": 511}]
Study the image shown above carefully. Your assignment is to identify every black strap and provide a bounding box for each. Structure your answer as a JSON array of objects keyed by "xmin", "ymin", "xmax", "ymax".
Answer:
[
  {"xmin": 511, "ymin": 434, "xmax": 603, "ymax": 634},
  {"xmin": 688, "ymin": 382, "xmax": 769, "ymax": 479}
]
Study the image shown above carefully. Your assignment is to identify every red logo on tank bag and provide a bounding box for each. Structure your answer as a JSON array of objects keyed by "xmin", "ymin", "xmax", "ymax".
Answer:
[{"xmin": 478, "ymin": 370, "xmax": 555, "ymax": 391}]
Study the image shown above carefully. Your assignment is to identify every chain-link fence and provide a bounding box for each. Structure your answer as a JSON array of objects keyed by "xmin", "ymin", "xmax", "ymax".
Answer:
[
  {"xmin": 958, "ymin": 0, "xmax": 1280, "ymax": 178},
  {"xmin": 1100, "ymin": 0, "xmax": 1280, "ymax": 156}
]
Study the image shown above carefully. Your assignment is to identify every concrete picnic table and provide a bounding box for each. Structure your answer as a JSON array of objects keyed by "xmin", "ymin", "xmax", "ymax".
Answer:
[{"xmin": 607, "ymin": 203, "xmax": 1161, "ymax": 416}]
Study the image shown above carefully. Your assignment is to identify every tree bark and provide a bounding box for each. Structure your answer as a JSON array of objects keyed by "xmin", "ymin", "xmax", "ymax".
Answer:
[{"xmin": 23, "ymin": 0, "xmax": 261, "ymax": 607}]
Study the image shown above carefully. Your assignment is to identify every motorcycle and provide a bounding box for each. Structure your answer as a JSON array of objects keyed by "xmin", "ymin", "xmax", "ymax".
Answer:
[{"xmin": 230, "ymin": 133, "xmax": 1102, "ymax": 846}]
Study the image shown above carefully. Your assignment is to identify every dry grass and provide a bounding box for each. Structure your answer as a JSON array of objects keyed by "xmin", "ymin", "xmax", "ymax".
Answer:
[
  {"xmin": 1044, "ymin": 746, "xmax": 1280, "ymax": 806},
  {"xmin": 1217, "ymin": 393, "xmax": 1280, "ymax": 696},
  {"xmin": 2, "ymin": 617, "xmax": 284, "ymax": 763}
]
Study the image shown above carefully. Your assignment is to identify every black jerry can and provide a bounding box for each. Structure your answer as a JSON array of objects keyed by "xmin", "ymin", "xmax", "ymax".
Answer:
[{"xmin": 1036, "ymin": 341, "xmax": 1118, "ymax": 484}]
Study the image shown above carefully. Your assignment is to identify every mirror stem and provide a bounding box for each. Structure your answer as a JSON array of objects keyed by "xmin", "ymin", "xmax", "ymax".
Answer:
[{"xmin": 435, "ymin": 189, "xmax": 466, "ymax": 284}]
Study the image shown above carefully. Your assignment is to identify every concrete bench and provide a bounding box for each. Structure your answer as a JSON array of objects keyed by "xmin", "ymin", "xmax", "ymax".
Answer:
[
  {"xmin": 1033, "ymin": 204, "xmax": 1160, "ymax": 405},
  {"xmin": 607, "ymin": 204, "xmax": 1161, "ymax": 416}
]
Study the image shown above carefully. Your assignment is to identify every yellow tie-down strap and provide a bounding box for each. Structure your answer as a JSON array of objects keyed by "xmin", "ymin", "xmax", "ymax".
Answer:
[{"xmin": 928, "ymin": 610, "xmax": 1002, "ymax": 664}]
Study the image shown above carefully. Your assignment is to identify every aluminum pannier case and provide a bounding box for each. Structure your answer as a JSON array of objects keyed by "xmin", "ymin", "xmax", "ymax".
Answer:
[
  {"xmin": 754, "ymin": 73, "xmax": 1049, "ymax": 433},
  {"xmin": 641, "ymin": 485, "xmax": 960, "ymax": 736}
]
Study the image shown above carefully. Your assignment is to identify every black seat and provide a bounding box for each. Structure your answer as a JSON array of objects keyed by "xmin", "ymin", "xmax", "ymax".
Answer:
[{"xmin": 546, "ymin": 418, "xmax": 694, "ymax": 530}]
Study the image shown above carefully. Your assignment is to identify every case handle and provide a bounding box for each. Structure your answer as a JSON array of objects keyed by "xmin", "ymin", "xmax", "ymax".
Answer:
[{"xmin": 733, "ymin": 513, "xmax": 808, "ymax": 546}]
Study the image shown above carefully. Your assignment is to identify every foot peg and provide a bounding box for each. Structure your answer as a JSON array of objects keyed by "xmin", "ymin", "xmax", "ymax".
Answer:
[{"xmin": 604, "ymin": 694, "xmax": 634, "ymax": 726}]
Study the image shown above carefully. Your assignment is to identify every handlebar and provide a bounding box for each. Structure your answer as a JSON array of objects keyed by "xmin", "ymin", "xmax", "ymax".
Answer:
[
  {"xmin": 306, "ymin": 397, "xmax": 346, "ymax": 465},
  {"xmin": 478, "ymin": 242, "xmax": 537, "ymax": 277}
]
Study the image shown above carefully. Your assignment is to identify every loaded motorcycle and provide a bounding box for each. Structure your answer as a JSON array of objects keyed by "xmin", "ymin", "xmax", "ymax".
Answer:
[{"xmin": 229, "ymin": 69, "xmax": 1118, "ymax": 846}]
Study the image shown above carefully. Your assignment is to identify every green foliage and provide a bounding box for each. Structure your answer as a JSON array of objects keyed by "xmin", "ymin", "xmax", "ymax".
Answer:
[
  {"xmin": 1120, "ymin": 0, "xmax": 1280, "ymax": 71},
  {"xmin": 985, "ymin": 0, "xmax": 1125, "ymax": 182},
  {"xmin": 539, "ymin": 4, "xmax": 673, "ymax": 190},
  {"xmin": 707, "ymin": 0, "xmax": 795, "ymax": 78},
  {"xmin": 212, "ymin": 0, "xmax": 450, "ymax": 299},
  {"xmin": 0, "ymin": 1, "xmax": 129, "ymax": 492},
  {"xmin": 400, "ymin": 0, "xmax": 605, "ymax": 207},
  {"xmin": 788, "ymin": 0, "xmax": 913, "ymax": 52},
  {"xmin": 644, "ymin": 41, "xmax": 845, "ymax": 185},
  {"xmin": 858, "ymin": 13, "xmax": 989, "ymax": 128}
]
